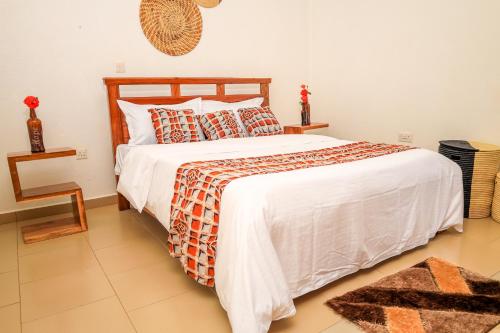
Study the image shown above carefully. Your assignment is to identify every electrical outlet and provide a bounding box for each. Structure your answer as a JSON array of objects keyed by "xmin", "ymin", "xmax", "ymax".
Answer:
[
  {"xmin": 398, "ymin": 132, "xmax": 413, "ymax": 143},
  {"xmin": 76, "ymin": 148, "xmax": 88, "ymax": 160},
  {"xmin": 115, "ymin": 62, "xmax": 126, "ymax": 73}
]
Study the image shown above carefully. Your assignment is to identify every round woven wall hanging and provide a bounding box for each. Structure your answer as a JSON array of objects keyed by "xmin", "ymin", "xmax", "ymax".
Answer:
[
  {"xmin": 140, "ymin": 0, "xmax": 203, "ymax": 56},
  {"xmin": 195, "ymin": 0, "xmax": 222, "ymax": 8}
]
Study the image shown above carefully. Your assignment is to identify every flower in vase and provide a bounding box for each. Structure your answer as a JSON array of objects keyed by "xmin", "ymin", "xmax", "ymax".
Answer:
[
  {"xmin": 300, "ymin": 85, "xmax": 311, "ymax": 105},
  {"xmin": 24, "ymin": 96, "xmax": 39, "ymax": 109}
]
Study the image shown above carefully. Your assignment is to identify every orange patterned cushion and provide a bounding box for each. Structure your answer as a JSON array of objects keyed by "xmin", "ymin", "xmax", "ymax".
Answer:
[
  {"xmin": 198, "ymin": 110, "xmax": 246, "ymax": 141},
  {"xmin": 238, "ymin": 106, "xmax": 283, "ymax": 137},
  {"xmin": 149, "ymin": 108, "xmax": 201, "ymax": 144}
]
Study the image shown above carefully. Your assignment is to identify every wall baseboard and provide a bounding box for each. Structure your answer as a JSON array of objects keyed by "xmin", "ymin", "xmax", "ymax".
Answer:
[{"xmin": 0, "ymin": 194, "xmax": 118, "ymax": 225}]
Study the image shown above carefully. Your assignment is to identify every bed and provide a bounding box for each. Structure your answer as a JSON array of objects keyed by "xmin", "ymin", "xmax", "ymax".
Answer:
[{"xmin": 104, "ymin": 77, "xmax": 464, "ymax": 333}]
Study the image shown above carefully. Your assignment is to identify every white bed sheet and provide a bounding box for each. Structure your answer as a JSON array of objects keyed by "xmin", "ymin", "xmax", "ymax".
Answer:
[
  {"xmin": 117, "ymin": 135, "xmax": 464, "ymax": 333},
  {"xmin": 114, "ymin": 144, "xmax": 131, "ymax": 176}
]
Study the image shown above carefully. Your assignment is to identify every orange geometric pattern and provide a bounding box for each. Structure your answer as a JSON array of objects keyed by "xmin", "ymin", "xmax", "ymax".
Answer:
[
  {"xmin": 238, "ymin": 106, "xmax": 283, "ymax": 137},
  {"xmin": 149, "ymin": 108, "xmax": 201, "ymax": 144},
  {"xmin": 197, "ymin": 110, "xmax": 246, "ymax": 140},
  {"xmin": 168, "ymin": 142, "xmax": 414, "ymax": 286},
  {"xmin": 427, "ymin": 257, "xmax": 472, "ymax": 294}
]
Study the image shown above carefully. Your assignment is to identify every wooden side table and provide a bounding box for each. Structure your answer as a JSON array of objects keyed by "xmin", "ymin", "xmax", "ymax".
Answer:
[
  {"xmin": 284, "ymin": 122, "xmax": 329, "ymax": 134},
  {"xmin": 7, "ymin": 147, "xmax": 88, "ymax": 244}
]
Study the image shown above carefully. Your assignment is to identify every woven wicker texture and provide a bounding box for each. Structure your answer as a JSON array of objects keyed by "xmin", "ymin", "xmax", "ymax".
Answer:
[
  {"xmin": 195, "ymin": 0, "xmax": 221, "ymax": 8},
  {"xmin": 492, "ymin": 173, "xmax": 500, "ymax": 223},
  {"xmin": 140, "ymin": 0, "xmax": 203, "ymax": 56},
  {"xmin": 439, "ymin": 140, "xmax": 500, "ymax": 219},
  {"xmin": 469, "ymin": 148, "xmax": 500, "ymax": 218}
]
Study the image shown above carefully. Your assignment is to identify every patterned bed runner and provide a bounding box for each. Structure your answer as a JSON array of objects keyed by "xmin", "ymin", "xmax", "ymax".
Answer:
[{"xmin": 168, "ymin": 141, "xmax": 414, "ymax": 286}]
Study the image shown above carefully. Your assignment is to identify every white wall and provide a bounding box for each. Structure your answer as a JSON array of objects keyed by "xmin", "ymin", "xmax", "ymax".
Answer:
[
  {"xmin": 0, "ymin": 0, "xmax": 309, "ymax": 213},
  {"xmin": 309, "ymin": 0, "xmax": 500, "ymax": 150},
  {"xmin": 3, "ymin": 1, "xmax": 499, "ymax": 214}
]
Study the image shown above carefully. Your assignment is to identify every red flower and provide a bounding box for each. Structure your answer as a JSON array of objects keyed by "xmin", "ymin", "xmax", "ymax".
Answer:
[
  {"xmin": 300, "ymin": 84, "xmax": 311, "ymax": 104},
  {"xmin": 24, "ymin": 96, "xmax": 39, "ymax": 109}
]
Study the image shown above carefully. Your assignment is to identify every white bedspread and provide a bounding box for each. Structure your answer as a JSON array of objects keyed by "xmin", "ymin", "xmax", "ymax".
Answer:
[{"xmin": 117, "ymin": 134, "xmax": 464, "ymax": 333}]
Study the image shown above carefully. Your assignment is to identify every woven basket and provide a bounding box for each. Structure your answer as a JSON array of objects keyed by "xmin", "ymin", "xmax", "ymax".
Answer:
[
  {"xmin": 140, "ymin": 0, "xmax": 203, "ymax": 56},
  {"xmin": 195, "ymin": 0, "xmax": 222, "ymax": 8},
  {"xmin": 493, "ymin": 173, "xmax": 500, "ymax": 223},
  {"xmin": 439, "ymin": 140, "xmax": 500, "ymax": 219}
]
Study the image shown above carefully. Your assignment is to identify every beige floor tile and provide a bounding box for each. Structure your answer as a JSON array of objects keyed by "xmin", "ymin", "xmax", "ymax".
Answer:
[
  {"xmin": 373, "ymin": 227, "xmax": 500, "ymax": 277},
  {"xmin": 0, "ymin": 303, "xmax": 21, "ymax": 333},
  {"xmin": 19, "ymin": 241, "xmax": 99, "ymax": 283},
  {"xmin": 86, "ymin": 205, "xmax": 140, "ymax": 227},
  {"xmin": 95, "ymin": 235, "xmax": 169, "ymax": 276},
  {"xmin": 130, "ymin": 287, "xmax": 231, "ymax": 333},
  {"xmin": 135, "ymin": 213, "xmax": 169, "ymax": 246},
  {"xmin": 491, "ymin": 324, "xmax": 500, "ymax": 333},
  {"xmin": 85, "ymin": 204, "xmax": 116, "ymax": 216},
  {"xmin": 22, "ymin": 297, "xmax": 135, "ymax": 333},
  {"xmin": 460, "ymin": 218, "xmax": 500, "ymax": 243},
  {"xmin": 0, "ymin": 228, "xmax": 18, "ymax": 273},
  {"xmin": 486, "ymin": 238, "xmax": 500, "ymax": 274},
  {"xmin": 0, "ymin": 271, "xmax": 19, "ymax": 307},
  {"xmin": 321, "ymin": 319, "xmax": 363, "ymax": 333},
  {"xmin": 8, "ymin": 208, "xmax": 500, "ymax": 333},
  {"xmin": 109, "ymin": 259, "xmax": 196, "ymax": 311},
  {"xmin": 423, "ymin": 231, "xmax": 500, "ymax": 276},
  {"xmin": 21, "ymin": 267, "xmax": 114, "ymax": 322},
  {"xmin": 270, "ymin": 268, "xmax": 384, "ymax": 333},
  {"xmin": 86, "ymin": 212, "xmax": 151, "ymax": 250},
  {"xmin": 18, "ymin": 230, "xmax": 88, "ymax": 257},
  {"xmin": 372, "ymin": 244, "xmax": 435, "ymax": 275},
  {"xmin": 487, "ymin": 236, "xmax": 500, "ymax": 253}
]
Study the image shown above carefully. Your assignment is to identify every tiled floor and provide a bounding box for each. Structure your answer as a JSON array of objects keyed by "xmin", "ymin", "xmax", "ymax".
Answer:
[{"xmin": 0, "ymin": 204, "xmax": 499, "ymax": 333}]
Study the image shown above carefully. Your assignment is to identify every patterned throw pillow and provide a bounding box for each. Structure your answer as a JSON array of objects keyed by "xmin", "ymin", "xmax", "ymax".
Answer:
[
  {"xmin": 198, "ymin": 110, "xmax": 246, "ymax": 140},
  {"xmin": 149, "ymin": 108, "xmax": 201, "ymax": 144},
  {"xmin": 238, "ymin": 106, "xmax": 283, "ymax": 137}
]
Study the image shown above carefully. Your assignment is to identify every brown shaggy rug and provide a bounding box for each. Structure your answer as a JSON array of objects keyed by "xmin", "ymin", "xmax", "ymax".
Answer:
[{"xmin": 327, "ymin": 258, "xmax": 500, "ymax": 333}]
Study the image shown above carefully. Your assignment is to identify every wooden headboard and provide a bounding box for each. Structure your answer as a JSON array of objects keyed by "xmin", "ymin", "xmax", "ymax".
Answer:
[
  {"xmin": 103, "ymin": 77, "xmax": 272, "ymax": 158},
  {"xmin": 103, "ymin": 77, "xmax": 271, "ymax": 211}
]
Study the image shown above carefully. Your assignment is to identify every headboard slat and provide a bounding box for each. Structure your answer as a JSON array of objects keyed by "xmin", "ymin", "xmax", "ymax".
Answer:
[
  {"xmin": 171, "ymin": 83, "xmax": 181, "ymax": 97},
  {"xmin": 104, "ymin": 77, "xmax": 271, "ymax": 85},
  {"xmin": 216, "ymin": 83, "xmax": 225, "ymax": 96},
  {"xmin": 119, "ymin": 94, "xmax": 264, "ymax": 105}
]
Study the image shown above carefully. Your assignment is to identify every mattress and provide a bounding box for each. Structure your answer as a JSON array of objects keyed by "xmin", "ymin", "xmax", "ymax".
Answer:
[{"xmin": 116, "ymin": 134, "xmax": 464, "ymax": 333}]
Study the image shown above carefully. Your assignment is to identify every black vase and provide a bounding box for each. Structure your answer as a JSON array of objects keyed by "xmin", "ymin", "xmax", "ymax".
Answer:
[{"xmin": 301, "ymin": 103, "xmax": 311, "ymax": 126}]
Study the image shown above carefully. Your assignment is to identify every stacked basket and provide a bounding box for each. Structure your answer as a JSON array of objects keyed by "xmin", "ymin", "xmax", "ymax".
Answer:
[
  {"xmin": 493, "ymin": 173, "xmax": 500, "ymax": 223},
  {"xmin": 439, "ymin": 140, "xmax": 500, "ymax": 219}
]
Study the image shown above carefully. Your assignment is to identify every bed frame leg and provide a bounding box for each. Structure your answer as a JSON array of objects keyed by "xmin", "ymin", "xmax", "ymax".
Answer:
[{"xmin": 118, "ymin": 193, "xmax": 130, "ymax": 211}]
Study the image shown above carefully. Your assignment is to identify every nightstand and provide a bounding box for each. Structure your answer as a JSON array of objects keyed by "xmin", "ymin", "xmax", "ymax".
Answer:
[
  {"xmin": 284, "ymin": 122, "xmax": 329, "ymax": 134},
  {"xmin": 7, "ymin": 147, "xmax": 88, "ymax": 244}
]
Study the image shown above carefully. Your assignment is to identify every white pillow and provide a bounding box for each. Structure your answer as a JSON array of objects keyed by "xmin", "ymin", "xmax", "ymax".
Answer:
[
  {"xmin": 117, "ymin": 98, "xmax": 203, "ymax": 145},
  {"xmin": 201, "ymin": 97, "xmax": 264, "ymax": 136}
]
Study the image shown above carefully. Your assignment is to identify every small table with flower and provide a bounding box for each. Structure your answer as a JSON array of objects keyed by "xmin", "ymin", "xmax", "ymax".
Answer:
[{"xmin": 7, "ymin": 148, "xmax": 88, "ymax": 244}]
